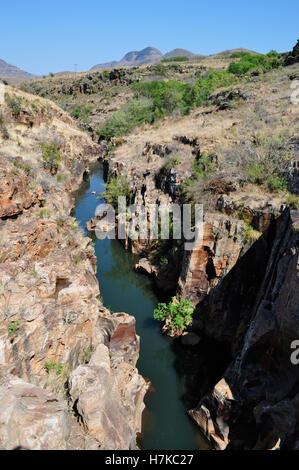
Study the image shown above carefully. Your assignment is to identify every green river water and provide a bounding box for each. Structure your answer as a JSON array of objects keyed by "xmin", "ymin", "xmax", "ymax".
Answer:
[{"xmin": 74, "ymin": 162, "xmax": 212, "ymax": 450}]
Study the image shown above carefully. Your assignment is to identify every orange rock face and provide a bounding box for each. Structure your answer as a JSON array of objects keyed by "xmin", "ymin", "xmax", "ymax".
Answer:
[
  {"xmin": 0, "ymin": 169, "xmax": 43, "ymax": 218},
  {"xmin": 178, "ymin": 214, "xmax": 245, "ymax": 303}
]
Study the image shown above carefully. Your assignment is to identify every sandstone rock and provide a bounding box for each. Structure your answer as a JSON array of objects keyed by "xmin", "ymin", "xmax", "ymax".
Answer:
[
  {"xmin": 69, "ymin": 343, "xmax": 147, "ymax": 450},
  {"xmin": 0, "ymin": 374, "xmax": 69, "ymax": 450},
  {"xmin": 189, "ymin": 209, "xmax": 299, "ymax": 449},
  {"xmin": 178, "ymin": 212, "xmax": 245, "ymax": 304},
  {"xmin": 0, "ymin": 169, "xmax": 43, "ymax": 219},
  {"xmin": 134, "ymin": 258, "xmax": 156, "ymax": 276},
  {"xmin": 0, "ymin": 87, "xmax": 146, "ymax": 450},
  {"xmin": 188, "ymin": 378, "xmax": 234, "ymax": 450}
]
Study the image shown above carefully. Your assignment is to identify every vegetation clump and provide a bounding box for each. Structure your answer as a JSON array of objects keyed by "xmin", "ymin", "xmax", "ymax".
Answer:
[
  {"xmin": 82, "ymin": 346, "xmax": 93, "ymax": 364},
  {"xmin": 70, "ymin": 104, "xmax": 92, "ymax": 123},
  {"xmin": 244, "ymin": 134, "xmax": 290, "ymax": 192},
  {"xmin": 154, "ymin": 297, "xmax": 195, "ymax": 332},
  {"xmin": 98, "ymin": 71, "xmax": 238, "ymax": 140},
  {"xmin": 103, "ymin": 174, "xmax": 132, "ymax": 207},
  {"xmin": 228, "ymin": 52, "xmax": 280, "ymax": 76},
  {"xmin": 5, "ymin": 94, "xmax": 22, "ymax": 116},
  {"xmin": 45, "ymin": 359, "xmax": 64, "ymax": 375},
  {"xmin": 37, "ymin": 209, "xmax": 51, "ymax": 219},
  {"xmin": 98, "ymin": 98, "xmax": 152, "ymax": 140},
  {"xmin": 242, "ymin": 219, "xmax": 262, "ymax": 243},
  {"xmin": 286, "ymin": 194, "xmax": 299, "ymax": 209},
  {"xmin": 8, "ymin": 320, "xmax": 20, "ymax": 337},
  {"xmin": 40, "ymin": 141, "xmax": 61, "ymax": 173},
  {"xmin": 161, "ymin": 56, "xmax": 190, "ymax": 62}
]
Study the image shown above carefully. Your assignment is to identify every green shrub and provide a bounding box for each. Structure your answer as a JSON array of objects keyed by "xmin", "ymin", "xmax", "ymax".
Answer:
[
  {"xmin": 228, "ymin": 53, "xmax": 280, "ymax": 76},
  {"xmin": 267, "ymin": 176, "xmax": 288, "ymax": 192},
  {"xmin": 182, "ymin": 71, "xmax": 237, "ymax": 112},
  {"xmin": 70, "ymin": 104, "xmax": 92, "ymax": 123},
  {"xmin": 149, "ymin": 64, "xmax": 169, "ymax": 76},
  {"xmin": 246, "ymin": 163, "xmax": 266, "ymax": 185},
  {"xmin": 246, "ymin": 163, "xmax": 287, "ymax": 192},
  {"xmin": 104, "ymin": 174, "xmax": 132, "ymax": 207},
  {"xmin": 133, "ymin": 80, "xmax": 186, "ymax": 117},
  {"xmin": 245, "ymin": 134, "xmax": 290, "ymax": 192},
  {"xmin": 99, "ymin": 72, "xmax": 237, "ymax": 140},
  {"xmin": 266, "ymin": 50, "xmax": 280, "ymax": 58},
  {"xmin": 40, "ymin": 141, "xmax": 61, "ymax": 173},
  {"xmin": 286, "ymin": 193, "xmax": 299, "ymax": 209},
  {"xmin": 162, "ymin": 155, "xmax": 181, "ymax": 170},
  {"xmin": 8, "ymin": 320, "xmax": 20, "ymax": 337},
  {"xmin": 230, "ymin": 52, "xmax": 249, "ymax": 58},
  {"xmin": 191, "ymin": 153, "xmax": 216, "ymax": 179},
  {"xmin": 98, "ymin": 98, "xmax": 152, "ymax": 140},
  {"xmin": 243, "ymin": 222, "xmax": 261, "ymax": 243},
  {"xmin": 161, "ymin": 56, "xmax": 190, "ymax": 62},
  {"xmin": 154, "ymin": 297, "xmax": 195, "ymax": 331},
  {"xmin": 82, "ymin": 346, "xmax": 93, "ymax": 364},
  {"xmin": 37, "ymin": 209, "xmax": 51, "ymax": 219},
  {"xmin": 45, "ymin": 359, "xmax": 64, "ymax": 375},
  {"xmin": 5, "ymin": 94, "xmax": 21, "ymax": 116}
]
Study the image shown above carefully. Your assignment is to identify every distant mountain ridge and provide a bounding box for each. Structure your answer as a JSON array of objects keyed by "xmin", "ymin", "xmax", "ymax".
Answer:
[
  {"xmin": 0, "ymin": 58, "xmax": 37, "ymax": 82},
  {"xmin": 209, "ymin": 48, "xmax": 260, "ymax": 57},
  {"xmin": 91, "ymin": 47, "xmax": 163, "ymax": 70},
  {"xmin": 164, "ymin": 48, "xmax": 205, "ymax": 60},
  {"xmin": 90, "ymin": 46, "xmax": 260, "ymax": 70}
]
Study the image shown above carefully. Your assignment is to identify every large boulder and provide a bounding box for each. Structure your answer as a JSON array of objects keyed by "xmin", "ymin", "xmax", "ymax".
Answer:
[
  {"xmin": 0, "ymin": 374, "xmax": 69, "ymax": 450},
  {"xmin": 69, "ymin": 343, "xmax": 147, "ymax": 450}
]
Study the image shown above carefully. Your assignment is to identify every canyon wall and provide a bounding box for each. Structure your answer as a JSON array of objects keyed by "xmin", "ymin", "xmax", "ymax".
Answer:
[
  {"xmin": 188, "ymin": 209, "xmax": 299, "ymax": 449},
  {"xmin": 104, "ymin": 134, "xmax": 298, "ymax": 449},
  {"xmin": 0, "ymin": 86, "xmax": 147, "ymax": 450}
]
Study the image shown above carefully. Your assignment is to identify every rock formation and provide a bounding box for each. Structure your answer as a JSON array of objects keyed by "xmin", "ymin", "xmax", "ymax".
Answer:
[
  {"xmin": 188, "ymin": 209, "xmax": 299, "ymax": 449},
  {"xmin": 0, "ymin": 86, "xmax": 147, "ymax": 450}
]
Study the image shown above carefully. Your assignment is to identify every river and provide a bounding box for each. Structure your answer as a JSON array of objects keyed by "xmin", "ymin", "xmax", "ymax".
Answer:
[{"xmin": 74, "ymin": 162, "xmax": 209, "ymax": 450}]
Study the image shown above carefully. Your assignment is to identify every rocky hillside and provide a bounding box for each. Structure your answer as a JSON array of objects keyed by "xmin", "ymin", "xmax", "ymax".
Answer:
[
  {"xmin": 102, "ymin": 64, "xmax": 299, "ymax": 450},
  {"xmin": 20, "ymin": 59, "xmax": 226, "ymax": 139},
  {"xmin": 210, "ymin": 48, "xmax": 260, "ymax": 57},
  {"xmin": 0, "ymin": 86, "xmax": 147, "ymax": 449},
  {"xmin": 163, "ymin": 48, "xmax": 204, "ymax": 59},
  {"xmin": 18, "ymin": 45, "xmax": 299, "ymax": 450}
]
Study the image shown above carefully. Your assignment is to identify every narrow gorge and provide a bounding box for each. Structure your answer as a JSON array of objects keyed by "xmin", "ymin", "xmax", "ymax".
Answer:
[{"xmin": 0, "ymin": 43, "xmax": 298, "ymax": 451}]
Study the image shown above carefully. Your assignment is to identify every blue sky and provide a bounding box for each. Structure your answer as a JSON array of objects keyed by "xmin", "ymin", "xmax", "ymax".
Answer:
[{"xmin": 1, "ymin": 0, "xmax": 298, "ymax": 75}]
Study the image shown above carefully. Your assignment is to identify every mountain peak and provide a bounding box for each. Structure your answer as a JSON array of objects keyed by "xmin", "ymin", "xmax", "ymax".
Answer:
[
  {"xmin": 91, "ymin": 46, "xmax": 163, "ymax": 70},
  {"xmin": 0, "ymin": 58, "xmax": 37, "ymax": 83}
]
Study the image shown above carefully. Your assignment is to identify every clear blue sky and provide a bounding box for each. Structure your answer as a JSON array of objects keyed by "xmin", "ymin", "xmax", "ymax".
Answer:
[{"xmin": 1, "ymin": 0, "xmax": 298, "ymax": 75}]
